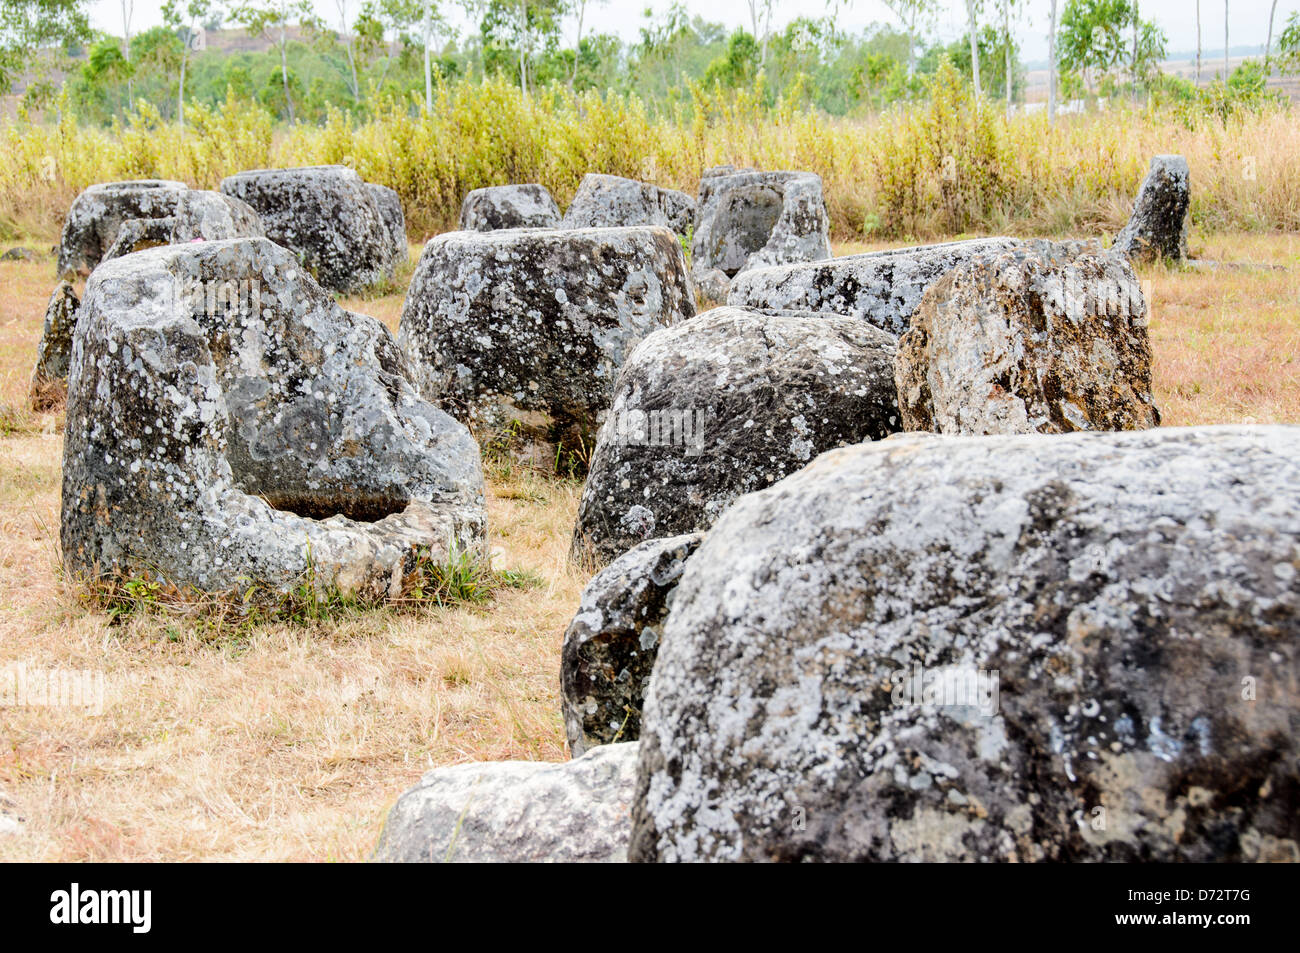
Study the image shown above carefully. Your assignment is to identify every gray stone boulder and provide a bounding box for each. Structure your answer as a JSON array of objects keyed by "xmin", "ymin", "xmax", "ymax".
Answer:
[
  {"xmin": 367, "ymin": 183, "xmax": 408, "ymax": 267},
  {"xmin": 562, "ymin": 533, "xmax": 703, "ymax": 757},
  {"xmin": 572, "ymin": 306, "xmax": 901, "ymax": 563},
  {"xmin": 100, "ymin": 189, "xmax": 264, "ymax": 262},
  {"xmin": 691, "ymin": 170, "xmax": 831, "ymax": 281},
  {"xmin": 29, "ymin": 282, "xmax": 79, "ymax": 408},
  {"xmin": 398, "ymin": 226, "xmax": 694, "ymax": 460},
  {"xmin": 562, "ymin": 173, "xmax": 695, "ymax": 234},
  {"xmin": 56, "ymin": 179, "xmax": 188, "ymax": 278},
  {"xmin": 220, "ymin": 165, "xmax": 395, "ymax": 294},
  {"xmin": 895, "ymin": 240, "xmax": 1159, "ymax": 435},
  {"xmin": 729, "ymin": 237, "xmax": 1021, "ymax": 335},
  {"xmin": 61, "ymin": 237, "xmax": 486, "ymax": 597},
  {"xmin": 373, "ymin": 742, "xmax": 640, "ymax": 862},
  {"xmin": 459, "ymin": 184, "xmax": 562, "ymax": 231},
  {"xmin": 1113, "ymin": 155, "xmax": 1190, "ymax": 263},
  {"xmin": 630, "ymin": 427, "xmax": 1300, "ymax": 862},
  {"xmin": 692, "ymin": 267, "xmax": 731, "ymax": 307},
  {"xmin": 42, "ymin": 189, "xmax": 265, "ymax": 400}
]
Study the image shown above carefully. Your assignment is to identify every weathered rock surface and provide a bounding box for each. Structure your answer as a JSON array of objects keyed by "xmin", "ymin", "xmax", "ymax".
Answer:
[
  {"xmin": 62, "ymin": 237, "xmax": 485, "ymax": 596},
  {"xmin": 692, "ymin": 267, "xmax": 731, "ymax": 307},
  {"xmin": 895, "ymin": 240, "xmax": 1160, "ymax": 435},
  {"xmin": 459, "ymin": 184, "xmax": 562, "ymax": 231},
  {"xmin": 398, "ymin": 226, "xmax": 694, "ymax": 457},
  {"xmin": 220, "ymin": 165, "xmax": 395, "ymax": 293},
  {"xmin": 29, "ymin": 282, "xmax": 79, "ymax": 407},
  {"xmin": 56, "ymin": 179, "xmax": 188, "ymax": 278},
  {"xmin": 572, "ymin": 306, "xmax": 901, "ymax": 563},
  {"xmin": 630, "ymin": 427, "xmax": 1300, "ymax": 862},
  {"xmin": 729, "ymin": 237, "xmax": 1021, "ymax": 335},
  {"xmin": 367, "ymin": 183, "xmax": 408, "ymax": 266},
  {"xmin": 562, "ymin": 173, "xmax": 696, "ymax": 234},
  {"xmin": 562, "ymin": 534, "xmax": 704, "ymax": 756},
  {"xmin": 100, "ymin": 189, "xmax": 264, "ymax": 262},
  {"xmin": 373, "ymin": 742, "xmax": 640, "ymax": 862},
  {"xmin": 691, "ymin": 170, "xmax": 831, "ymax": 279},
  {"xmin": 1113, "ymin": 155, "xmax": 1190, "ymax": 263}
]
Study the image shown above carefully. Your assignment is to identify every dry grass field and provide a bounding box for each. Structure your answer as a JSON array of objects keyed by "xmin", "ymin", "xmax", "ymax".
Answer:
[{"xmin": 0, "ymin": 232, "xmax": 1296, "ymax": 861}]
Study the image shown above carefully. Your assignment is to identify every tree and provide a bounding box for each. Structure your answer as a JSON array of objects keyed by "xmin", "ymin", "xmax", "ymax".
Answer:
[
  {"xmin": 1057, "ymin": 0, "xmax": 1163, "ymax": 97},
  {"xmin": 703, "ymin": 27, "xmax": 758, "ymax": 89},
  {"xmin": 1198, "ymin": 1, "xmax": 1206, "ymax": 84},
  {"xmin": 121, "ymin": 0, "xmax": 134, "ymax": 102},
  {"xmin": 1265, "ymin": 0, "xmax": 1279, "ymax": 72},
  {"xmin": 998, "ymin": 0, "xmax": 1021, "ymax": 115},
  {"xmin": 162, "ymin": 0, "xmax": 212, "ymax": 132},
  {"xmin": 883, "ymin": 0, "xmax": 936, "ymax": 80},
  {"xmin": 231, "ymin": 0, "xmax": 321, "ymax": 121},
  {"xmin": 0, "ymin": 0, "xmax": 92, "ymax": 95},
  {"xmin": 965, "ymin": 0, "xmax": 982, "ymax": 98},
  {"xmin": 1222, "ymin": 0, "xmax": 1228, "ymax": 82},
  {"xmin": 745, "ymin": 0, "xmax": 773, "ymax": 68},
  {"xmin": 1047, "ymin": 0, "xmax": 1059, "ymax": 123},
  {"xmin": 566, "ymin": 0, "xmax": 606, "ymax": 89},
  {"xmin": 1278, "ymin": 11, "xmax": 1300, "ymax": 74}
]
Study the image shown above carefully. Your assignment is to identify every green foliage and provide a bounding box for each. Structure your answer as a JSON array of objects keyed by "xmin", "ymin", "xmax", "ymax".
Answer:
[
  {"xmin": 88, "ymin": 540, "xmax": 539, "ymax": 638},
  {"xmin": 0, "ymin": 0, "xmax": 91, "ymax": 94},
  {"xmin": 1057, "ymin": 0, "xmax": 1165, "ymax": 95}
]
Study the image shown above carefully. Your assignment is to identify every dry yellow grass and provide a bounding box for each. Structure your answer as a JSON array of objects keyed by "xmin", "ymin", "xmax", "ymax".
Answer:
[{"xmin": 0, "ymin": 233, "xmax": 1296, "ymax": 861}]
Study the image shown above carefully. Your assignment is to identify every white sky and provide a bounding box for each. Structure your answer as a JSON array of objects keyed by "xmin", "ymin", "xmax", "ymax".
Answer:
[{"xmin": 89, "ymin": 0, "xmax": 1295, "ymax": 64}]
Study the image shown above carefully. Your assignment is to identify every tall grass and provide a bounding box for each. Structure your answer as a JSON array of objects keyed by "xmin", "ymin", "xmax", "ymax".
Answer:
[{"xmin": 3, "ymin": 64, "xmax": 1298, "ymax": 243}]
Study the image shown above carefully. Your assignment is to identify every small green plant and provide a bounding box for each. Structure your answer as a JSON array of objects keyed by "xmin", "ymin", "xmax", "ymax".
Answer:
[{"xmin": 81, "ymin": 539, "xmax": 541, "ymax": 641}]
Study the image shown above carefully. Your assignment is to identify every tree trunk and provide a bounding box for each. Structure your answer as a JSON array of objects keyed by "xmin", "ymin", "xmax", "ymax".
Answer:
[
  {"xmin": 966, "ymin": 0, "xmax": 981, "ymax": 99},
  {"xmin": 1265, "ymin": 0, "xmax": 1279, "ymax": 71},
  {"xmin": 1132, "ymin": 0, "xmax": 1139, "ymax": 99},
  {"xmin": 1048, "ymin": 0, "xmax": 1057, "ymax": 125},
  {"xmin": 1195, "ymin": 1, "xmax": 1201, "ymax": 85},
  {"xmin": 1223, "ymin": 0, "xmax": 1229, "ymax": 82},
  {"xmin": 122, "ymin": 0, "xmax": 133, "ymax": 108},
  {"xmin": 178, "ymin": 30, "xmax": 188, "ymax": 131},
  {"xmin": 906, "ymin": 11, "xmax": 915, "ymax": 80},
  {"xmin": 280, "ymin": 26, "xmax": 294, "ymax": 121},
  {"xmin": 1004, "ymin": 0, "xmax": 1011, "ymax": 118},
  {"xmin": 519, "ymin": 0, "xmax": 529, "ymax": 96},
  {"xmin": 423, "ymin": 3, "xmax": 434, "ymax": 111},
  {"xmin": 570, "ymin": 0, "xmax": 586, "ymax": 90}
]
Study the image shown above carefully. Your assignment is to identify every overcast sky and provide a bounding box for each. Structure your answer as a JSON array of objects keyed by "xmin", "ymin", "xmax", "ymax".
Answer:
[{"xmin": 88, "ymin": 0, "xmax": 1294, "ymax": 64}]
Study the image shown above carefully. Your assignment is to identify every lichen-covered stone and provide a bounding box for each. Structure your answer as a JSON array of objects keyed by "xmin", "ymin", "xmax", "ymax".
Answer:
[
  {"xmin": 373, "ymin": 742, "xmax": 640, "ymax": 862},
  {"xmin": 729, "ymin": 237, "xmax": 1021, "ymax": 335},
  {"xmin": 691, "ymin": 267, "xmax": 731, "ymax": 307},
  {"xmin": 562, "ymin": 534, "xmax": 703, "ymax": 756},
  {"xmin": 572, "ymin": 306, "xmax": 900, "ymax": 563},
  {"xmin": 895, "ymin": 240, "xmax": 1160, "ymax": 435},
  {"xmin": 691, "ymin": 170, "xmax": 831, "ymax": 279},
  {"xmin": 398, "ymin": 226, "xmax": 694, "ymax": 457},
  {"xmin": 562, "ymin": 173, "xmax": 696, "ymax": 234},
  {"xmin": 1113, "ymin": 155, "xmax": 1190, "ymax": 263},
  {"xmin": 100, "ymin": 189, "xmax": 264, "ymax": 262},
  {"xmin": 220, "ymin": 165, "xmax": 395, "ymax": 293},
  {"xmin": 367, "ymin": 183, "xmax": 408, "ymax": 267},
  {"xmin": 459, "ymin": 184, "xmax": 562, "ymax": 231},
  {"xmin": 56, "ymin": 179, "xmax": 188, "ymax": 278},
  {"xmin": 61, "ymin": 237, "xmax": 485, "ymax": 596},
  {"xmin": 29, "ymin": 282, "xmax": 79, "ymax": 408},
  {"xmin": 630, "ymin": 427, "xmax": 1300, "ymax": 862}
]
